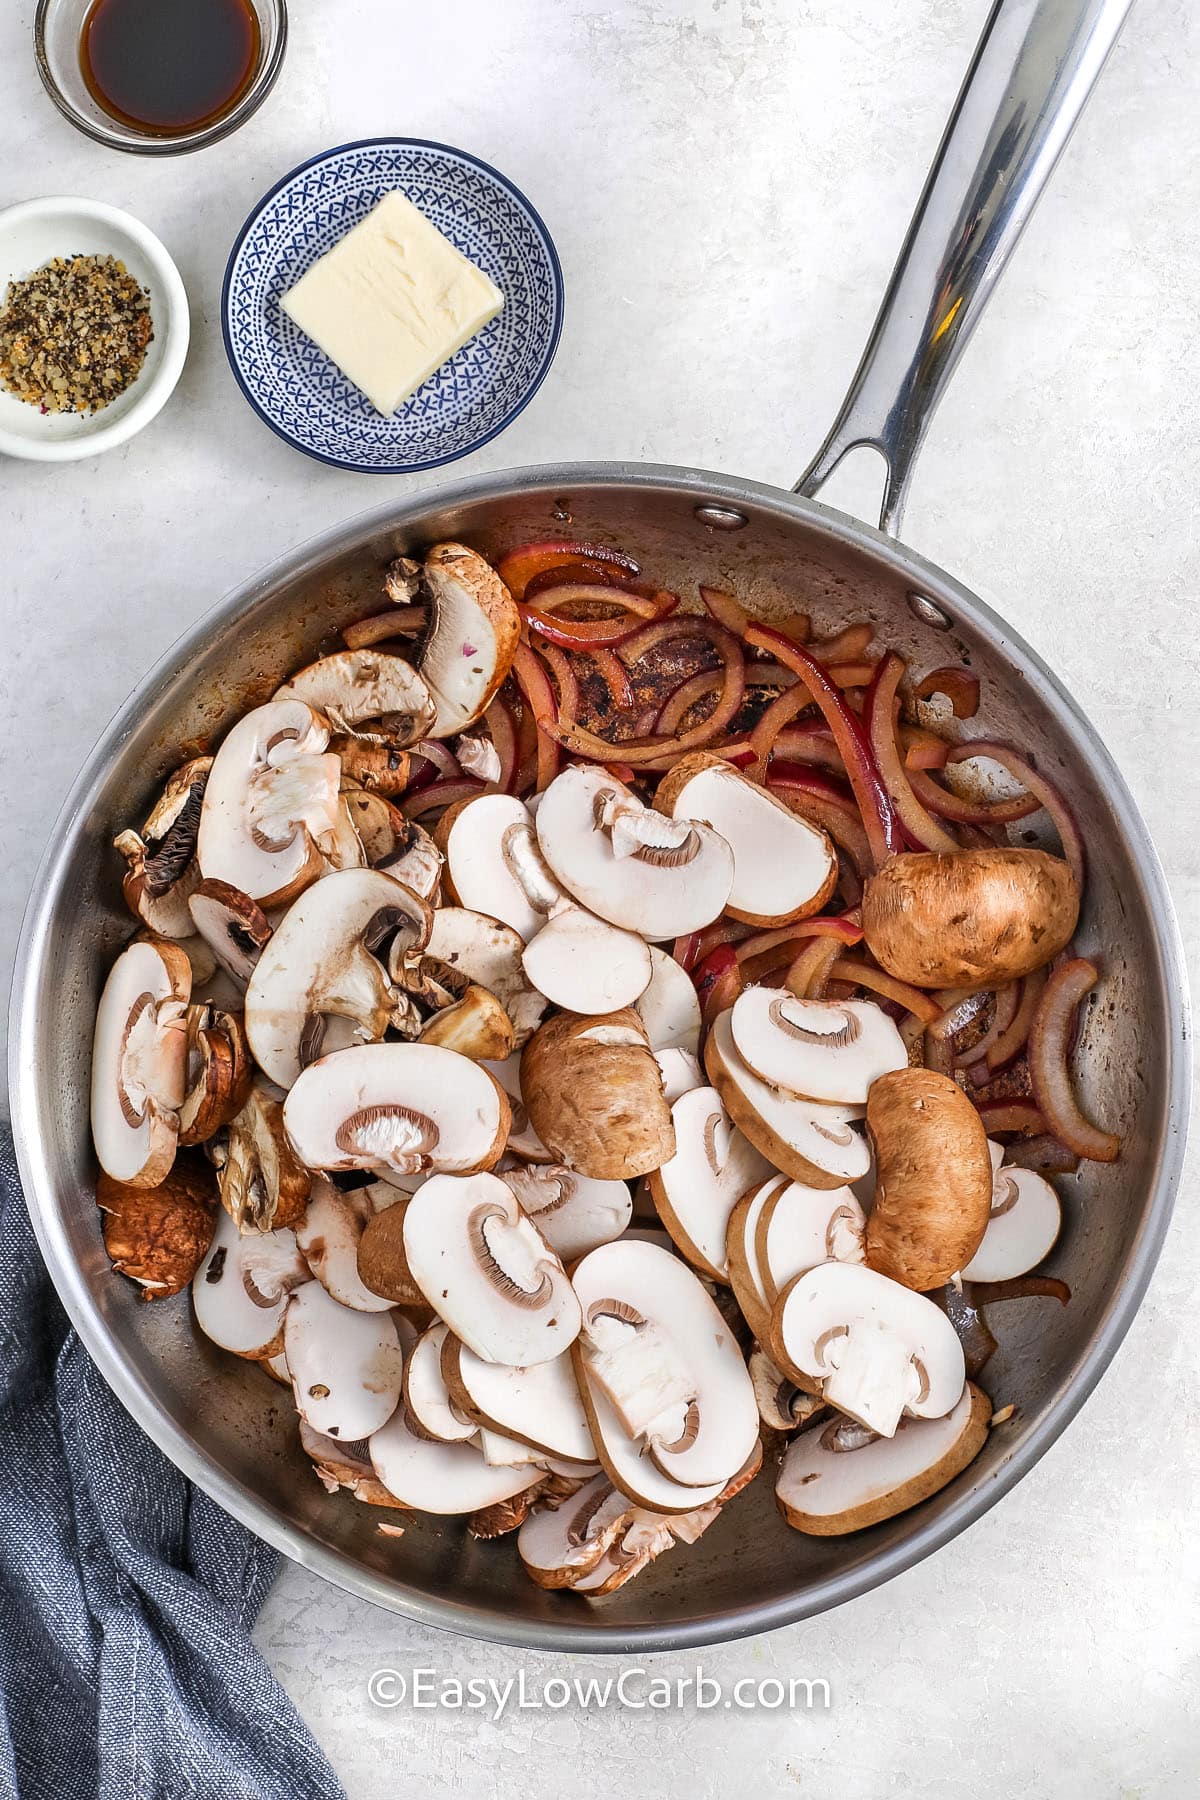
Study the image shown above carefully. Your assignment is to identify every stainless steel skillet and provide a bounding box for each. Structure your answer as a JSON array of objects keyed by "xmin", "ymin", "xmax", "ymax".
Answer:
[{"xmin": 9, "ymin": 0, "xmax": 1188, "ymax": 1650}]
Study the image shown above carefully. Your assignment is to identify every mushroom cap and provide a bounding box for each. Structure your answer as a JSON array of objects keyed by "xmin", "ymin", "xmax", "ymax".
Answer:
[
  {"xmin": 355, "ymin": 1198, "xmax": 426, "ymax": 1305},
  {"xmin": 418, "ymin": 986, "xmax": 515, "ymax": 1063},
  {"xmin": 704, "ymin": 1009, "xmax": 870, "ymax": 1188},
  {"xmin": 97, "ymin": 1160, "xmax": 216, "ymax": 1300},
  {"xmin": 281, "ymin": 1043, "xmax": 511, "ymax": 1180},
  {"xmin": 246, "ymin": 867, "xmax": 428, "ymax": 1089},
  {"xmin": 278, "ymin": 648, "xmax": 436, "ymax": 741},
  {"xmin": 417, "ymin": 542, "xmax": 522, "ymax": 737},
  {"xmin": 521, "ymin": 905, "xmax": 653, "ymax": 1014},
  {"xmin": 91, "ymin": 937, "xmax": 191, "ymax": 1188},
  {"xmin": 865, "ymin": 1067, "xmax": 994, "ymax": 1291},
  {"xmin": 191, "ymin": 1209, "xmax": 310, "ymax": 1357},
  {"xmin": 437, "ymin": 793, "xmax": 561, "ymax": 941},
  {"xmin": 187, "ymin": 879, "xmax": 273, "ymax": 986},
  {"xmin": 961, "ymin": 1164, "xmax": 1063, "ymax": 1281},
  {"xmin": 521, "ymin": 1008, "xmax": 675, "ymax": 1181},
  {"xmin": 656, "ymin": 753, "xmax": 837, "ymax": 927},
  {"xmin": 402, "ymin": 1172, "xmax": 582, "ymax": 1366},
  {"xmin": 573, "ymin": 1238, "xmax": 759, "ymax": 1491},
  {"xmin": 635, "ymin": 946, "xmax": 702, "ymax": 1054},
  {"xmin": 499, "ymin": 1163, "xmax": 632, "ymax": 1261},
  {"xmin": 861, "ymin": 848, "xmax": 1080, "ymax": 989},
  {"xmin": 647, "ymin": 1085, "xmax": 772, "ymax": 1282},
  {"xmin": 196, "ymin": 699, "xmax": 340, "ymax": 908},
  {"xmin": 443, "ymin": 1337, "xmax": 596, "ymax": 1462},
  {"xmin": 535, "ymin": 765, "xmax": 735, "ymax": 941},
  {"xmin": 295, "ymin": 1176, "xmax": 395, "ymax": 1313},
  {"xmin": 369, "ymin": 1404, "xmax": 543, "ymax": 1513},
  {"xmin": 284, "ymin": 1280, "xmax": 405, "ymax": 1440},
  {"xmin": 730, "ymin": 988, "xmax": 907, "ymax": 1106},
  {"xmin": 771, "ymin": 1261, "xmax": 966, "ymax": 1438},
  {"xmin": 776, "ymin": 1382, "xmax": 991, "ymax": 1534},
  {"xmin": 403, "ymin": 1322, "xmax": 478, "ymax": 1443},
  {"xmin": 421, "ymin": 907, "xmax": 547, "ymax": 1047}
]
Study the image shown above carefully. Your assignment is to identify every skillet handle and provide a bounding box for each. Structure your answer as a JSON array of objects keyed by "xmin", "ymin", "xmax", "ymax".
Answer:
[{"xmin": 794, "ymin": 0, "xmax": 1132, "ymax": 536}]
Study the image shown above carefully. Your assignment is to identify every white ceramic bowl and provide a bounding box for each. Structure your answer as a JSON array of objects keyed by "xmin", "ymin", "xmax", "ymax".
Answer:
[{"xmin": 0, "ymin": 197, "xmax": 189, "ymax": 462}]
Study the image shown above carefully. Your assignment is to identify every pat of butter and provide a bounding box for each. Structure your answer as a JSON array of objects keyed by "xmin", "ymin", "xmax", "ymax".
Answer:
[{"xmin": 281, "ymin": 192, "xmax": 504, "ymax": 417}]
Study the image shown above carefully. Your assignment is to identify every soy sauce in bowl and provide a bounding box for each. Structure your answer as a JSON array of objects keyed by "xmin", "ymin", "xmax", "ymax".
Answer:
[{"xmin": 80, "ymin": 0, "xmax": 261, "ymax": 137}]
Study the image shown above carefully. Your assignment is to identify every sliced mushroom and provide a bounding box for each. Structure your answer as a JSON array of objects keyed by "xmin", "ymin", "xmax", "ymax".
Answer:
[
  {"xmin": 375, "ymin": 817, "xmax": 443, "ymax": 902},
  {"xmin": 177, "ymin": 1005, "xmax": 254, "ymax": 1146},
  {"xmin": 770, "ymin": 1262, "xmax": 966, "ymax": 1438},
  {"xmin": 704, "ymin": 1009, "xmax": 870, "ymax": 1189},
  {"xmin": 401, "ymin": 1172, "xmax": 582, "ymax": 1365},
  {"xmin": 729, "ymin": 989, "xmax": 907, "ymax": 1106},
  {"xmin": 369, "ymin": 1405, "xmax": 543, "ymax": 1512},
  {"xmin": 776, "ymin": 1382, "xmax": 991, "ymax": 1534},
  {"xmin": 522, "ymin": 903, "xmax": 653, "ymax": 1013},
  {"xmin": 535, "ymin": 765, "xmax": 735, "ymax": 940},
  {"xmin": 383, "ymin": 555, "xmax": 423, "ymax": 604},
  {"xmin": 187, "ymin": 879, "xmax": 273, "ymax": 986},
  {"xmin": 725, "ymin": 1176, "xmax": 791, "ymax": 1347},
  {"xmin": 437, "ymin": 793, "xmax": 562, "ymax": 940},
  {"xmin": 355, "ymin": 1200, "xmax": 425, "ymax": 1305},
  {"xmin": 481, "ymin": 1052, "xmax": 551, "ymax": 1163},
  {"xmin": 961, "ymin": 1165, "xmax": 1063, "ymax": 1281},
  {"xmin": 196, "ymin": 699, "xmax": 341, "ymax": 908},
  {"xmin": 442, "ymin": 1336, "xmax": 596, "ymax": 1462},
  {"xmin": 866, "ymin": 1068, "xmax": 993, "ymax": 1291},
  {"xmin": 656, "ymin": 753, "xmax": 837, "ymax": 927},
  {"xmin": 97, "ymin": 1160, "xmax": 216, "ymax": 1300},
  {"xmin": 499, "ymin": 1164, "xmax": 632, "ymax": 1261},
  {"xmin": 415, "ymin": 907, "xmax": 547, "ymax": 1047},
  {"xmin": 278, "ymin": 648, "xmax": 436, "ymax": 743},
  {"xmin": 416, "ymin": 542, "xmax": 522, "ymax": 737},
  {"xmin": 91, "ymin": 937, "xmax": 191, "ymax": 1187},
  {"xmin": 754, "ymin": 1178, "xmax": 866, "ymax": 1301},
  {"xmin": 212, "ymin": 1082, "xmax": 312, "ymax": 1231},
  {"xmin": 298, "ymin": 1420, "xmax": 406, "ymax": 1507},
  {"xmin": 579, "ymin": 1381, "xmax": 727, "ymax": 1514},
  {"xmin": 323, "ymin": 796, "xmax": 367, "ymax": 871},
  {"xmin": 283, "ymin": 1044, "xmax": 511, "ymax": 1180},
  {"xmin": 517, "ymin": 1472, "xmax": 635, "ymax": 1587},
  {"xmin": 647, "ymin": 1086, "xmax": 772, "ymax": 1282},
  {"xmin": 455, "ymin": 726, "xmax": 503, "ymax": 785},
  {"xmin": 284, "ymin": 1282, "xmax": 404, "ymax": 1440},
  {"xmin": 634, "ymin": 946, "xmax": 702, "ymax": 1055},
  {"xmin": 861, "ymin": 848, "xmax": 1079, "ymax": 989},
  {"xmin": 419, "ymin": 986, "xmax": 515, "ymax": 1062},
  {"xmin": 749, "ymin": 1346, "xmax": 825, "ymax": 1432},
  {"xmin": 295, "ymin": 1176, "xmax": 395, "ymax": 1313},
  {"xmin": 573, "ymin": 1239, "xmax": 759, "ymax": 1490},
  {"xmin": 333, "ymin": 737, "xmax": 411, "ymax": 797},
  {"xmin": 403, "ymin": 1323, "xmax": 478, "ymax": 1443},
  {"xmin": 114, "ymin": 757, "xmax": 211, "ymax": 938},
  {"xmin": 192, "ymin": 1209, "xmax": 310, "ymax": 1357},
  {"xmin": 245, "ymin": 869, "xmax": 430, "ymax": 1088},
  {"xmin": 262, "ymin": 1348, "xmax": 291, "ymax": 1386},
  {"xmin": 521, "ymin": 1008, "xmax": 675, "ymax": 1180},
  {"xmin": 654, "ymin": 1047, "xmax": 704, "ymax": 1104}
]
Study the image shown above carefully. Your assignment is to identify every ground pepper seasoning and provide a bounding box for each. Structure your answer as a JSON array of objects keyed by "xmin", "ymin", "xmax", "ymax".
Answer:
[{"xmin": 0, "ymin": 253, "xmax": 153, "ymax": 414}]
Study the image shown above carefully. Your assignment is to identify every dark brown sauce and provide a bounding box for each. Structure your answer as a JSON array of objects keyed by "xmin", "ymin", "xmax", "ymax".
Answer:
[{"xmin": 80, "ymin": 0, "xmax": 260, "ymax": 137}]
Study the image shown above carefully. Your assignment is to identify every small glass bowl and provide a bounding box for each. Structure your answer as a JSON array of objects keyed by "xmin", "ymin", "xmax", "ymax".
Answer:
[{"xmin": 34, "ymin": 0, "xmax": 288, "ymax": 156}]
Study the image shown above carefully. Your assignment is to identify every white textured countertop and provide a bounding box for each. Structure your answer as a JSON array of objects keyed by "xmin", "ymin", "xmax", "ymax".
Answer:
[{"xmin": 3, "ymin": 1, "xmax": 1198, "ymax": 1793}]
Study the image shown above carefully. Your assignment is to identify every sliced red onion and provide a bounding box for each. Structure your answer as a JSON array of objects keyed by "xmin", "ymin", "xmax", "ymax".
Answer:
[{"xmin": 1027, "ymin": 958, "xmax": 1120, "ymax": 1162}]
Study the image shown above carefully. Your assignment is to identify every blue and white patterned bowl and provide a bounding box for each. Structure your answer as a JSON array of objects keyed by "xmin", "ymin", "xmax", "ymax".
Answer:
[{"xmin": 222, "ymin": 139, "xmax": 563, "ymax": 473}]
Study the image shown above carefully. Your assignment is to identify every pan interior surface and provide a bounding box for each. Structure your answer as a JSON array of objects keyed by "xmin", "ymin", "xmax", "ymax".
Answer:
[{"xmin": 11, "ymin": 467, "xmax": 1186, "ymax": 1650}]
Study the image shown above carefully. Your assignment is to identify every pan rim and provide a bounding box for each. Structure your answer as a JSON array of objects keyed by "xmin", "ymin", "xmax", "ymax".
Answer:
[{"xmin": 8, "ymin": 461, "xmax": 1190, "ymax": 1651}]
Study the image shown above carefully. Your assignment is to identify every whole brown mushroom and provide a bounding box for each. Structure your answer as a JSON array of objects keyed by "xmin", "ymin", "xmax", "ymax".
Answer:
[
  {"xmin": 97, "ymin": 1160, "xmax": 216, "ymax": 1301},
  {"xmin": 861, "ymin": 847, "xmax": 1078, "ymax": 989},
  {"xmin": 865, "ymin": 1067, "xmax": 994, "ymax": 1290},
  {"xmin": 520, "ymin": 1008, "xmax": 675, "ymax": 1180}
]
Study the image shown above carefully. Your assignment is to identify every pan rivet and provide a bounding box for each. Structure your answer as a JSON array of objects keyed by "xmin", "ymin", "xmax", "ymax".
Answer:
[
  {"xmin": 908, "ymin": 591, "xmax": 952, "ymax": 630},
  {"xmin": 694, "ymin": 504, "xmax": 749, "ymax": 532}
]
